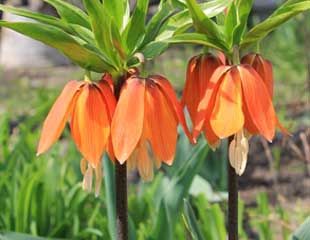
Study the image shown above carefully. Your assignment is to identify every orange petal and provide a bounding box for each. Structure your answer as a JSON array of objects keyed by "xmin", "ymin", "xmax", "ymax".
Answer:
[
  {"xmin": 151, "ymin": 75, "xmax": 194, "ymax": 144},
  {"xmin": 239, "ymin": 65, "xmax": 276, "ymax": 142},
  {"xmin": 96, "ymin": 80, "xmax": 117, "ymax": 160},
  {"xmin": 182, "ymin": 56, "xmax": 201, "ymax": 122},
  {"xmin": 111, "ymin": 77, "xmax": 145, "ymax": 163},
  {"xmin": 144, "ymin": 81, "xmax": 178, "ymax": 165},
  {"xmin": 37, "ymin": 81, "xmax": 83, "ymax": 155},
  {"xmin": 242, "ymin": 54, "xmax": 274, "ymax": 98},
  {"xmin": 199, "ymin": 54, "xmax": 223, "ymax": 99},
  {"xmin": 102, "ymin": 73, "xmax": 114, "ymax": 93},
  {"xmin": 193, "ymin": 66, "xmax": 231, "ymax": 140},
  {"xmin": 70, "ymin": 84, "xmax": 110, "ymax": 167},
  {"xmin": 96, "ymin": 80, "xmax": 116, "ymax": 120},
  {"xmin": 210, "ymin": 67, "xmax": 244, "ymax": 138}
]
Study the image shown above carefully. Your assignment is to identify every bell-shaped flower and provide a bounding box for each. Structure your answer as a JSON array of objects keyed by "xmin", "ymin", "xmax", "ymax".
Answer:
[
  {"xmin": 193, "ymin": 65, "xmax": 281, "ymax": 175},
  {"xmin": 111, "ymin": 74, "xmax": 193, "ymax": 180},
  {"xmin": 182, "ymin": 53, "xmax": 224, "ymax": 126},
  {"xmin": 37, "ymin": 74, "xmax": 116, "ymax": 196}
]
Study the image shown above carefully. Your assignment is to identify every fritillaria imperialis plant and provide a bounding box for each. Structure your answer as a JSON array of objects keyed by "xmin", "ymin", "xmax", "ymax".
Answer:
[
  {"xmin": 178, "ymin": 0, "xmax": 309, "ymax": 239},
  {"xmin": 0, "ymin": 0, "xmax": 309, "ymax": 239}
]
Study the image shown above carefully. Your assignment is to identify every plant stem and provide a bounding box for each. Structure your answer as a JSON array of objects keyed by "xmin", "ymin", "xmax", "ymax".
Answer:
[
  {"xmin": 228, "ymin": 47, "xmax": 240, "ymax": 240},
  {"xmin": 115, "ymin": 161, "xmax": 128, "ymax": 240},
  {"xmin": 115, "ymin": 76, "xmax": 128, "ymax": 240},
  {"xmin": 228, "ymin": 140, "xmax": 238, "ymax": 240}
]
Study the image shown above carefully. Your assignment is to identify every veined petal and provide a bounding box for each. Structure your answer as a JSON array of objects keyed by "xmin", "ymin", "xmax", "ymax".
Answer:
[
  {"xmin": 242, "ymin": 54, "xmax": 274, "ymax": 97},
  {"xmin": 193, "ymin": 66, "xmax": 231, "ymax": 140},
  {"xmin": 102, "ymin": 73, "xmax": 114, "ymax": 93},
  {"xmin": 70, "ymin": 84, "xmax": 110, "ymax": 167},
  {"xmin": 182, "ymin": 56, "xmax": 201, "ymax": 122},
  {"xmin": 145, "ymin": 81, "xmax": 178, "ymax": 165},
  {"xmin": 199, "ymin": 54, "xmax": 223, "ymax": 99},
  {"xmin": 210, "ymin": 67, "xmax": 244, "ymax": 138},
  {"xmin": 96, "ymin": 80, "xmax": 117, "ymax": 120},
  {"xmin": 37, "ymin": 81, "xmax": 83, "ymax": 155},
  {"xmin": 151, "ymin": 75, "xmax": 194, "ymax": 144},
  {"xmin": 111, "ymin": 77, "xmax": 145, "ymax": 163},
  {"xmin": 239, "ymin": 65, "xmax": 276, "ymax": 141}
]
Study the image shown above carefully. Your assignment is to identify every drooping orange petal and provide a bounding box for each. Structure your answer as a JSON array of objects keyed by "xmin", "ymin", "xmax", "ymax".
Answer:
[
  {"xmin": 102, "ymin": 73, "xmax": 114, "ymax": 93},
  {"xmin": 151, "ymin": 75, "xmax": 195, "ymax": 144},
  {"xmin": 210, "ymin": 67, "xmax": 244, "ymax": 138},
  {"xmin": 239, "ymin": 65, "xmax": 276, "ymax": 142},
  {"xmin": 182, "ymin": 56, "xmax": 201, "ymax": 122},
  {"xmin": 193, "ymin": 66, "xmax": 231, "ymax": 140},
  {"xmin": 37, "ymin": 81, "xmax": 83, "ymax": 155},
  {"xmin": 96, "ymin": 80, "xmax": 117, "ymax": 160},
  {"xmin": 111, "ymin": 77, "xmax": 145, "ymax": 163},
  {"xmin": 70, "ymin": 84, "xmax": 110, "ymax": 167},
  {"xmin": 96, "ymin": 80, "xmax": 116, "ymax": 120},
  {"xmin": 144, "ymin": 81, "xmax": 178, "ymax": 165},
  {"xmin": 242, "ymin": 54, "xmax": 274, "ymax": 97},
  {"xmin": 199, "ymin": 54, "xmax": 223, "ymax": 99}
]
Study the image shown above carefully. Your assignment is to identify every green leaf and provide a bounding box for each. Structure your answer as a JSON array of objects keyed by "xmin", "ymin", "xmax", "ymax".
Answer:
[
  {"xmin": 157, "ymin": 0, "xmax": 229, "ymax": 41},
  {"xmin": 241, "ymin": 2, "xmax": 310, "ymax": 48},
  {"xmin": 0, "ymin": 232, "xmax": 63, "ymax": 240},
  {"xmin": 103, "ymin": 156, "xmax": 116, "ymax": 240},
  {"xmin": 141, "ymin": 41, "xmax": 169, "ymax": 60},
  {"xmin": 43, "ymin": 0, "xmax": 90, "ymax": 29},
  {"xmin": 233, "ymin": 0, "xmax": 254, "ymax": 45},
  {"xmin": 185, "ymin": 0, "xmax": 223, "ymax": 42},
  {"xmin": 152, "ymin": 137, "xmax": 209, "ymax": 240},
  {"xmin": 142, "ymin": 1, "xmax": 175, "ymax": 48},
  {"xmin": 122, "ymin": 0, "xmax": 150, "ymax": 55},
  {"xmin": 83, "ymin": 0, "xmax": 121, "ymax": 68},
  {"xmin": 166, "ymin": 33, "xmax": 227, "ymax": 51},
  {"xmin": 292, "ymin": 217, "xmax": 310, "ymax": 240},
  {"xmin": 103, "ymin": 0, "xmax": 127, "ymax": 30},
  {"xmin": 0, "ymin": 4, "xmax": 71, "ymax": 32},
  {"xmin": 0, "ymin": 21, "xmax": 114, "ymax": 72},
  {"xmin": 183, "ymin": 199, "xmax": 206, "ymax": 240},
  {"xmin": 224, "ymin": 2, "xmax": 238, "ymax": 47}
]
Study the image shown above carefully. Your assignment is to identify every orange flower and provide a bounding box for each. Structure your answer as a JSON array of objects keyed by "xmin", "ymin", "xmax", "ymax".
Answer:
[
  {"xmin": 182, "ymin": 53, "xmax": 224, "ymax": 125},
  {"xmin": 193, "ymin": 65, "xmax": 280, "ymax": 175},
  {"xmin": 111, "ymin": 74, "xmax": 193, "ymax": 180},
  {"xmin": 242, "ymin": 53, "xmax": 273, "ymax": 97},
  {"xmin": 37, "ymin": 74, "xmax": 116, "ymax": 195},
  {"xmin": 242, "ymin": 53, "xmax": 289, "ymax": 135}
]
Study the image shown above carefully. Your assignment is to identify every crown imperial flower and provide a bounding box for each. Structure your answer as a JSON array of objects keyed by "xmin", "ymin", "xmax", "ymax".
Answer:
[{"xmin": 37, "ymin": 74, "xmax": 116, "ymax": 196}]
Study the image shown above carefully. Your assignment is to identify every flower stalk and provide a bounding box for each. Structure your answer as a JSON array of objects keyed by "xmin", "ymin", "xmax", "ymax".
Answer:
[
  {"xmin": 228, "ymin": 46, "xmax": 240, "ymax": 240},
  {"xmin": 114, "ymin": 76, "xmax": 128, "ymax": 240}
]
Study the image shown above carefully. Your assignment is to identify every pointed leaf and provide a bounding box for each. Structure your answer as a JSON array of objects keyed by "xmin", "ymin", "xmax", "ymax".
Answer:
[
  {"xmin": 0, "ymin": 21, "xmax": 115, "ymax": 72},
  {"xmin": 83, "ymin": 0, "xmax": 121, "ymax": 68},
  {"xmin": 122, "ymin": 0, "xmax": 149, "ymax": 54},
  {"xmin": 0, "ymin": 4, "xmax": 71, "ymax": 32},
  {"xmin": 183, "ymin": 199, "xmax": 206, "ymax": 240},
  {"xmin": 241, "ymin": 2, "xmax": 310, "ymax": 48},
  {"xmin": 185, "ymin": 0, "xmax": 223, "ymax": 42},
  {"xmin": 166, "ymin": 33, "xmax": 227, "ymax": 51},
  {"xmin": 43, "ymin": 0, "xmax": 90, "ymax": 29}
]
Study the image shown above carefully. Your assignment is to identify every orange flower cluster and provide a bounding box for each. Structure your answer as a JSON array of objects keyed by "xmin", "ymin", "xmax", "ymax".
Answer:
[
  {"xmin": 37, "ymin": 71, "xmax": 192, "ymax": 194},
  {"xmin": 183, "ymin": 53, "xmax": 286, "ymax": 175},
  {"xmin": 37, "ymin": 52, "xmax": 285, "ymax": 194}
]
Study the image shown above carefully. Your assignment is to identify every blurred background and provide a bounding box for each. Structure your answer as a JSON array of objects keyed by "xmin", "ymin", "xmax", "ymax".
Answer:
[{"xmin": 0, "ymin": 0, "xmax": 309, "ymax": 239}]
